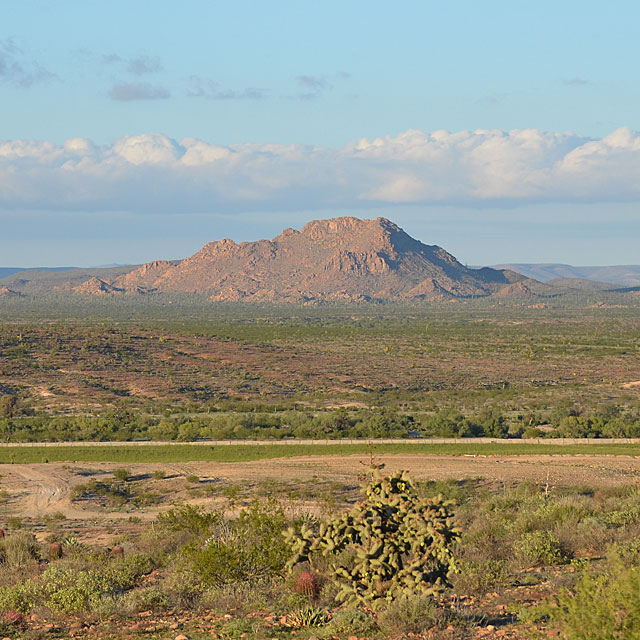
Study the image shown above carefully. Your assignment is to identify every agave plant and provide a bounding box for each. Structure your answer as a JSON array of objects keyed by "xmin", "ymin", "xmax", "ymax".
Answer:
[
  {"xmin": 62, "ymin": 535, "xmax": 89, "ymax": 553},
  {"xmin": 283, "ymin": 606, "xmax": 331, "ymax": 629}
]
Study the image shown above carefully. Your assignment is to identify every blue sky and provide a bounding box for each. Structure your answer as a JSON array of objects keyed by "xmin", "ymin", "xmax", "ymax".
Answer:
[{"xmin": 2, "ymin": 0, "xmax": 640, "ymax": 266}]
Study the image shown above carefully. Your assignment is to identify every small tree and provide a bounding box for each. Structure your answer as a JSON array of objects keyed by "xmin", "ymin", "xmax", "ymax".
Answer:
[
  {"xmin": 284, "ymin": 467, "xmax": 460, "ymax": 604},
  {"xmin": 0, "ymin": 395, "xmax": 17, "ymax": 418}
]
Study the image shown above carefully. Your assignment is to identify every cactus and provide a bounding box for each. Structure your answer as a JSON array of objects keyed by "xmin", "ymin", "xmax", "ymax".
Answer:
[
  {"xmin": 283, "ymin": 606, "xmax": 331, "ymax": 629},
  {"xmin": 294, "ymin": 570, "xmax": 319, "ymax": 597},
  {"xmin": 1, "ymin": 610, "xmax": 25, "ymax": 628},
  {"xmin": 49, "ymin": 541, "xmax": 63, "ymax": 560},
  {"xmin": 284, "ymin": 467, "xmax": 460, "ymax": 604},
  {"xmin": 110, "ymin": 544, "xmax": 125, "ymax": 558},
  {"xmin": 62, "ymin": 535, "xmax": 88, "ymax": 553}
]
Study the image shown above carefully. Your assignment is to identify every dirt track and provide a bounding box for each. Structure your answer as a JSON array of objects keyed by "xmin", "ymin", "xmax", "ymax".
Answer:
[{"xmin": 2, "ymin": 453, "xmax": 640, "ymax": 523}]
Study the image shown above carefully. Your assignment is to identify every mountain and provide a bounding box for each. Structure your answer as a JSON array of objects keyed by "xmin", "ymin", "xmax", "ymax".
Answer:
[
  {"xmin": 491, "ymin": 264, "xmax": 640, "ymax": 287},
  {"xmin": 8, "ymin": 218, "xmax": 640, "ymax": 303},
  {"xmin": 103, "ymin": 217, "xmax": 532, "ymax": 302}
]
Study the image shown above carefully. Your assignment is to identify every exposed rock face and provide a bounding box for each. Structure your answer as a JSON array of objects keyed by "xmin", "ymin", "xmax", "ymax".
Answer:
[
  {"xmin": 72, "ymin": 277, "xmax": 125, "ymax": 296},
  {"xmin": 106, "ymin": 216, "xmax": 529, "ymax": 302},
  {"xmin": 0, "ymin": 287, "xmax": 24, "ymax": 298}
]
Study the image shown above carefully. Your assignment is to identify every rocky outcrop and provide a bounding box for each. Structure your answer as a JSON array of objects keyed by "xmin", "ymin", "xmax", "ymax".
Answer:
[{"xmin": 65, "ymin": 217, "xmax": 536, "ymax": 302}]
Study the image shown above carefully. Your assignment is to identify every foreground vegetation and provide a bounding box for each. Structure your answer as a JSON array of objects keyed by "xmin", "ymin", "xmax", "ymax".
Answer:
[
  {"xmin": 2, "ymin": 300, "xmax": 640, "ymax": 636},
  {"xmin": 2, "ymin": 467, "xmax": 640, "ymax": 638}
]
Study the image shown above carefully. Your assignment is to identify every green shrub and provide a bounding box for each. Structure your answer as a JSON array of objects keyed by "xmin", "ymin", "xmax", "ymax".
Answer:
[
  {"xmin": 156, "ymin": 504, "xmax": 221, "ymax": 539},
  {"xmin": 0, "ymin": 531, "xmax": 40, "ymax": 566},
  {"xmin": 602, "ymin": 506, "xmax": 640, "ymax": 527},
  {"xmin": 162, "ymin": 570, "xmax": 204, "ymax": 609},
  {"xmin": 377, "ymin": 593, "xmax": 453, "ymax": 635},
  {"xmin": 0, "ymin": 553, "xmax": 153, "ymax": 615},
  {"xmin": 218, "ymin": 617, "xmax": 263, "ymax": 638},
  {"xmin": 514, "ymin": 530, "xmax": 566, "ymax": 567},
  {"xmin": 328, "ymin": 606, "xmax": 379, "ymax": 636},
  {"xmin": 112, "ymin": 468, "xmax": 131, "ymax": 482},
  {"xmin": 121, "ymin": 586, "xmax": 169, "ymax": 613},
  {"xmin": 42, "ymin": 567, "xmax": 113, "ymax": 614},
  {"xmin": 103, "ymin": 554, "xmax": 154, "ymax": 590},
  {"xmin": 185, "ymin": 499, "xmax": 289, "ymax": 586},
  {"xmin": 453, "ymin": 558, "xmax": 511, "ymax": 595},
  {"xmin": 526, "ymin": 555, "xmax": 640, "ymax": 639}
]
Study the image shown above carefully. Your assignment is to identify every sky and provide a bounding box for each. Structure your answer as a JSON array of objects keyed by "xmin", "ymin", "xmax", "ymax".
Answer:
[{"xmin": 2, "ymin": 0, "xmax": 640, "ymax": 267}]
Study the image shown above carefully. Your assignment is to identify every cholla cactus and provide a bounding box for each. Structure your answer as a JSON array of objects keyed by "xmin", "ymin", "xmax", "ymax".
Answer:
[{"xmin": 284, "ymin": 467, "xmax": 460, "ymax": 604}]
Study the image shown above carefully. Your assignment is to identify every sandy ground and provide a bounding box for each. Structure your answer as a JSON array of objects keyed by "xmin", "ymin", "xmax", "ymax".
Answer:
[{"xmin": 2, "ymin": 453, "xmax": 640, "ymax": 524}]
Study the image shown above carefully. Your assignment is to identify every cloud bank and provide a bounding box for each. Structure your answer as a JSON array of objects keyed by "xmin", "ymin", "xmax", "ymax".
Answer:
[{"xmin": 1, "ymin": 128, "xmax": 640, "ymax": 214}]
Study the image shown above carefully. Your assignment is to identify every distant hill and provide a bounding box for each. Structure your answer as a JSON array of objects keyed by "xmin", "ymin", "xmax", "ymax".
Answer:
[
  {"xmin": 0, "ymin": 266, "xmax": 77, "ymax": 280},
  {"xmin": 546, "ymin": 278, "xmax": 620, "ymax": 292},
  {"xmin": 491, "ymin": 264, "xmax": 640, "ymax": 287},
  {"xmin": 1, "ymin": 217, "xmax": 538, "ymax": 302},
  {"xmin": 0, "ymin": 265, "xmax": 139, "ymax": 295}
]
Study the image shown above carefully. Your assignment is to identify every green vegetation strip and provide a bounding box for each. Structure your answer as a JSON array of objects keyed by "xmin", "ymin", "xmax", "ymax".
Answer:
[{"xmin": 1, "ymin": 442, "xmax": 640, "ymax": 464}]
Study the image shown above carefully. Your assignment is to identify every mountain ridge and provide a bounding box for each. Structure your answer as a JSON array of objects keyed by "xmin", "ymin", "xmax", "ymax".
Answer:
[
  {"xmin": 108, "ymin": 216, "xmax": 530, "ymax": 302},
  {"xmin": 491, "ymin": 264, "xmax": 640, "ymax": 287},
  {"xmin": 4, "ymin": 218, "xmax": 638, "ymax": 302}
]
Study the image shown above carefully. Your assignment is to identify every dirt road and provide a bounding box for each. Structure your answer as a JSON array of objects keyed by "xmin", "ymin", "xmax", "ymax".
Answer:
[{"xmin": 2, "ymin": 453, "xmax": 639, "ymax": 524}]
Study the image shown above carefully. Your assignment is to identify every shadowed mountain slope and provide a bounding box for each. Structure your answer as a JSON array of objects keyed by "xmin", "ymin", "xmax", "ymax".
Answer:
[{"xmin": 492, "ymin": 264, "xmax": 640, "ymax": 287}]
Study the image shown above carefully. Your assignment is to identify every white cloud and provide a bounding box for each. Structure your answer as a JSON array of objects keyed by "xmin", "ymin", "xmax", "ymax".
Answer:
[{"xmin": 1, "ymin": 128, "xmax": 640, "ymax": 214}]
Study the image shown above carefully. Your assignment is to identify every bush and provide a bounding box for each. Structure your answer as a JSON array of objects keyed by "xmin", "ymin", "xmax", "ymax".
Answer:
[
  {"xmin": 185, "ymin": 499, "xmax": 289, "ymax": 586},
  {"xmin": 328, "ymin": 606, "xmax": 379, "ymax": 636},
  {"xmin": 514, "ymin": 531, "xmax": 566, "ymax": 567},
  {"xmin": 121, "ymin": 585, "xmax": 169, "ymax": 613},
  {"xmin": 453, "ymin": 558, "xmax": 511, "ymax": 595},
  {"xmin": 157, "ymin": 504, "xmax": 221, "ymax": 539},
  {"xmin": 528, "ymin": 554, "xmax": 640, "ymax": 638},
  {"xmin": 377, "ymin": 593, "xmax": 455, "ymax": 635},
  {"xmin": 103, "ymin": 554, "xmax": 154, "ymax": 590},
  {"xmin": 112, "ymin": 468, "xmax": 131, "ymax": 482},
  {"xmin": 0, "ymin": 553, "xmax": 153, "ymax": 615},
  {"xmin": 0, "ymin": 531, "xmax": 40, "ymax": 566}
]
